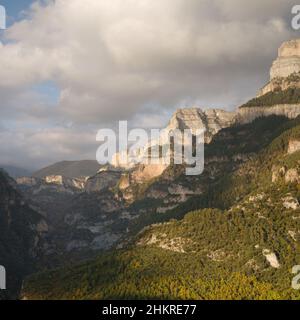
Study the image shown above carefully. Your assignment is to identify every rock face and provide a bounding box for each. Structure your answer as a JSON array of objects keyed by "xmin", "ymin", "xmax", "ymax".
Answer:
[
  {"xmin": 112, "ymin": 107, "xmax": 236, "ymax": 169},
  {"xmin": 111, "ymin": 107, "xmax": 236, "ymax": 202},
  {"xmin": 167, "ymin": 108, "xmax": 236, "ymax": 143},
  {"xmin": 285, "ymin": 169, "xmax": 300, "ymax": 184},
  {"xmin": 258, "ymin": 39, "xmax": 300, "ymax": 96},
  {"xmin": 235, "ymin": 40, "xmax": 300, "ymax": 123},
  {"xmin": 270, "ymin": 39, "xmax": 300, "ymax": 79},
  {"xmin": 85, "ymin": 169, "xmax": 122, "ymax": 192},
  {"xmin": 17, "ymin": 175, "xmax": 87, "ymax": 194},
  {"xmin": 262, "ymin": 249, "xmax": 280, "ymax": 269},
  {"xmin": 237, "ymin": 104, "xmax": 300, "ymax": 124},
  {"xmin": 271, "ymin": 164, "xmax": 300, "ymax": 184},
  {"xmin": 282, "ymin": 195, "xmax": 299, "ymax": 210},
  {"xmin": 130, "ymin": 164, "xmax": 168, "ymax": 184},
  {"xmin": 288, "ymin": 139, "xmax": 300, "ymax": 154}
]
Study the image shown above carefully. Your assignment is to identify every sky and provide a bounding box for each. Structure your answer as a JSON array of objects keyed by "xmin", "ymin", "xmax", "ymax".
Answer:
[
  {"xmin": 1, "ymin": 0, "xmax": 35, "ymax": 25},
  {"xmin": 0, "ymin": 0, "xmax": 299, "ymax": 170}
]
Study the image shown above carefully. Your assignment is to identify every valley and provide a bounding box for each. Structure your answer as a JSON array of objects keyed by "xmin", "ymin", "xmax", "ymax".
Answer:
[{"xmin": 2, "ymin": 39, "xmax": 300, "ymax": 300}]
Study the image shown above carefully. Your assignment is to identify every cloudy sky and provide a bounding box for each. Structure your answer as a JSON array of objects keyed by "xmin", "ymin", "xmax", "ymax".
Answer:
[{"xmin": 0, "ymin": 0, "xmax": 298, "ymax": 170}]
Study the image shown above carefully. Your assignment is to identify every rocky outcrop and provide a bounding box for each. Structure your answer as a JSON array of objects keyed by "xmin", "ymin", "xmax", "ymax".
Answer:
[
  {"xmin": 16, "ymin": 177, "xmax": 39, "ymax": 187},
  {"xmin": 272, "ymin": 165, "xmax": 286, "ymax": 183},
  {"xmin": 45, "ymin": 175, "xmax": 64, "ymax": 185},
  {"xmin": 85, "ymin": 169, "xmax": 122, "ymax": 193},
  {"xmin": 117, "ymin": 164, "xmax": 167, "ymax": 193},
  {"xmin": 112, "ymin": 108, "xmax": 236, "ymax": 169},
  {"xmin": 130, "ymin": 164, "xmax": 168, "ymax": 184},
  {"xmin": 207, "ymin": 250, "xmax": 230, "ymax": 262},
  {"xmin": 271, "ymin": 165, "xmax": 300, "ymax": 184},
  {"xmin": 263, "ymin": 249, "xmax": 280, "ymax": 269},
  {"xmin": 17, "ymin": 175, "xmax": 87, "ymax": 193},
  {"xmin": 288, "ymin": 139, "xmax": 300, "ymax": 154},
  {"xmin": 112, "ymin": 107, "xmax": 236, "ymax": 193},
  {"xmin": 166, "ymin": 108, "xmax": 236, "ymax": 143},
  {"xmin": 258, "ymin": 39, "xmax": 300, "ymax": 97},
  {"xmin": 270, "ymin": 40, "xmax": 300, "ymax": 80},
  {"xmin": 137, "ymin": 233, "xmax": 191, "ymax": 253},
  {"xmin": 285, "ymin": 169, "xmax": 300, "ymax": 184},
  {"xmin": 45, "ymin": 175, "xmax": 87, "ymax": 190},
  {"xmin": 282, "ymin": 194, "xmax": 299, "ymax": 210}
]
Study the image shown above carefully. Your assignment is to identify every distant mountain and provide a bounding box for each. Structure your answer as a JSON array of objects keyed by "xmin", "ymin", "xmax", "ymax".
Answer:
[
  {"xmin": 0, "ymin": 165, "xmax": 32, "ymax": 179},
  {"xmin": 33, "ymin": 160, "xmax": 101, "ymax": 178}
]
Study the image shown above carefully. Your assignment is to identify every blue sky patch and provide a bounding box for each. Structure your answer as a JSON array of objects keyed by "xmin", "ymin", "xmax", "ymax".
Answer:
[{"xmin": 32, "ymin": 80, "xmax": 60, "ymax": 106}]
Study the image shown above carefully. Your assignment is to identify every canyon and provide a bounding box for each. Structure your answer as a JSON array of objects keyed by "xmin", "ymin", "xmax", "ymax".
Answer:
[
  {"xmin": 13, "ymin": 39, "xmax": 300, "ymax": 260},
  {"xmin": 2, "ymin": 39, "xmax": 300, "ymax": 299}
]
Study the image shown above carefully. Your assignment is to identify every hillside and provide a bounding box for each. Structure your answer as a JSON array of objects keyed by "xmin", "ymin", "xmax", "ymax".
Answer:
[
  {"xmin": 14, "ymin": 38, "xmax": 300, "ymax": 300},
  {"xmin": 32, "ymin": 160, "xmax": 101, "ymax": 178},
  {"xmin": 0, "ymin": 170, "xmax": 47, "ymax": 299},
  {"xmin": 240, "ymin": 88, "xmax": 300, "ymax": 108},
  {"xmin": 16, "ymin": 116, "xmax": 295, "ymax": 265},
  {"xmin": 22, "ymin": 116, "xmax": 300, "ymax": 300}
]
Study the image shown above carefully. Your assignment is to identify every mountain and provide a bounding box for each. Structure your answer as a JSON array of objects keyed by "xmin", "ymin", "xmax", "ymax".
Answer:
[
  {"xmin": 0, "ymin": 166, "xmax": 32, "ymax": 179},
  {"xmin": 0, "ymin": 170, "xmax": 47, "ymax": 299},
  {"xmin": 167, "ymin": 108, "xmax": 236, "ymax": 143},
  {"xmin": 112, "ymin": 108, "xmax": 236, "ymax": 169},
  {"xmin": 258, "ymin": 39, "xmax": 300, "ymax": 96},
  {"xmin": 17, "ymin": 39, "xmax": 300, "ymax": 300},
  {"xmin": 259, "ymin": 39, "xmax": 300, "ymax": 96},
  {"xmin": 32, "ymin": 160, "xmax": 101, "ymax": 178},
  {"xmin": 21, "ymin": 115, "xmax": 300, "ymax": 300}
]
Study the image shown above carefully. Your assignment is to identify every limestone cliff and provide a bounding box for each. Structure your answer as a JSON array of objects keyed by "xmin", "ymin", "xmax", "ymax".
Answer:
[
  {"xmin": 112, "ymin": 107, "xmax": 236, "ymax": 169},
  {"xmin": 166, "ymin": 108, "xmax": 236, "ymax": 143},
  {"xmin": 234, "ymin": 39, "xmax": 300, "ymax": 124},
  {"xmin": 258, "ymin": 39, "xmax": 300, "ymax": 96},
  {"xmin": 271, "ymin": 39, "xmax": 300, "ymax": 79},
  {"xmin": 236, "ymin": 104, "xmax": 300, "ymax": 124}
]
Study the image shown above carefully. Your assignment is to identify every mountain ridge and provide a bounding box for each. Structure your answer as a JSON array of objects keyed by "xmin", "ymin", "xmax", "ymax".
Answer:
[
  {"xmin": 11, "ymin": 38, "xmax": 300, "ymax": 300},
  {"xmin": 32, "ymin": 160, "xmax": 101, "ymax": 179},
  {"xmin": 21, "ymin": 114, "xmax": 300, "ymax": 300}
]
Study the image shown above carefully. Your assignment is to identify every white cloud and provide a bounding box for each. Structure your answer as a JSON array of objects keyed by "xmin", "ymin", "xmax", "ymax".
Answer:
[{"xmin": 0, "ymin": 0, "xmax": 297, "ymax": 169}]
